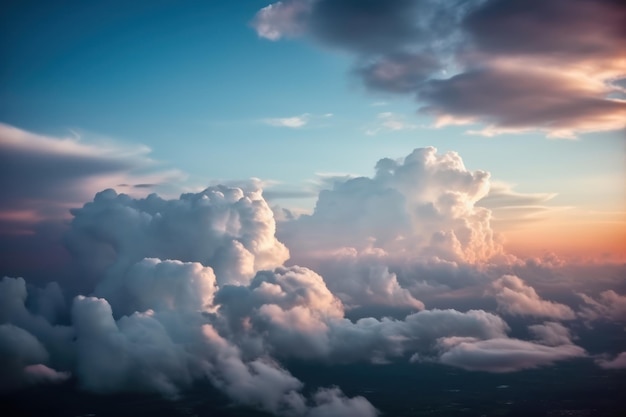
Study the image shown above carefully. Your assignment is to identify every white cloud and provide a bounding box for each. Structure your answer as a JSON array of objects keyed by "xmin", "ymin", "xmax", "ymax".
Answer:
[
  {"xmin": 437, "ymin": 336, "xmax": 586, "ymax": 372},
  {"xmin": 264, "ymin": 114, "xmax": 310, "ymax": 128},
  {"xmin": 490, "ymin": 275, "xmax": 576, "ymax": 320},
  {"xmin": 365, "ymin": 112, "xmax": 417, "ymax": 135},
  {"xmin": 251, "ymin": 0, "xmax": 309, "ymax": 41},
  {"xmin": 578, "ymin": 290, "xmax": 626, "ymax": 323},
  {"xmin": 279, "ymin": 147, "xmax": 500, "ymax": 263},
  {"xmin": 262, "ymin": 112, "xmax": 333, "ymax": 128}
]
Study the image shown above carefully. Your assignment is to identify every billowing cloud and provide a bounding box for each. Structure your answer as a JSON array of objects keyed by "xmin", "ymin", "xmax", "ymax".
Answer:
[
  {"xmin": 65, "ymin": 185, "xmax": 289, "ymax": 289},
  {"xmin": 1, "ymin": 142, "xmax": 621, "ymax": 413},
  {"xmin": 596, "ymin": 352, "xmax": 626, "ymax": 370},
  {"xmin": 491, "ymin": 275, "xmax": 576, "ymax": 320},
  {"xmin": 307, "ymin": 248, "xmax": 424, "ymax": 310},
  {"xmin": 437, "ymin": 336, "xmax": 586, "ymax": 373},
  {"xmin": 280, "ymin": 147, "xmax": 499, "ymax": 263},
  {"xmin": 253, "ymin": 0, "xmax": 626, "ymax": 137},
  {"xmin": 578, "ymin": 290, "xmax": 626, "ymax": 323}
]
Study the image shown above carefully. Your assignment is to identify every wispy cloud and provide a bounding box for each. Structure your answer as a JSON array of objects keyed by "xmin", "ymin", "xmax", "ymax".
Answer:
[
  {"xmin": 262, "ymin": 112, "xmax": 333, "ymax": 128},
  {"xmin": 0, "ymin": 123, "xmax": 184, "ymax": 235},
  {"xmin": 365, "ymin": 112, "xmax": 417, "ymax": 135}
]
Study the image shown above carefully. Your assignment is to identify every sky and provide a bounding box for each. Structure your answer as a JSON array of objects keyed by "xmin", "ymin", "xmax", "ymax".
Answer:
[{"xmin": 1, "ymin": 1, "xmax": 625, "ymax": 416}]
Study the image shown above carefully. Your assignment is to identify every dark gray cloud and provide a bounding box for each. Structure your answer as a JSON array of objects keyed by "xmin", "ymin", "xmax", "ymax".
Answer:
[
  {"xmin": 0, "ymin": 123, "xmax": 182, "ymax": 235},
  {"xmin": 356, "ymin": 52, "xmax": 441, "ymax": 93},
  {"xmin": 307, "ymin": 0, "xmax": 424, "ymax": 53},
  {"xmin": 462, "ymin": 0, "xmax": 626, "ymax": 59},
  {"xmin": 254, "ymin": 0, "xmax": 626, "ymax": 137},
  {"xmin": 418, "ymin": 67, "xmax": 626, "ymax": 137}
]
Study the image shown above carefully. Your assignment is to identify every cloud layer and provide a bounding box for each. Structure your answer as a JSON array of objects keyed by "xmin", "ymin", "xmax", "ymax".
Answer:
[
  {"xmin": 2, "ymin": 146, "xmax": 624, "ymax": 415},
  {"xmin": 253, "ymin": 0, "xmax": 626, "ymax": 138}
]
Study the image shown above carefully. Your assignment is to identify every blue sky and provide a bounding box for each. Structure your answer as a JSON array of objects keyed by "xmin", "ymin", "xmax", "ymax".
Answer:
[
  {"xmin": 1, "ymin": 0, "xmax": 624, "ymax": 254},
  {"xmin": 2, "ymin": 1, "xmax": 626, "ymax": 413}
]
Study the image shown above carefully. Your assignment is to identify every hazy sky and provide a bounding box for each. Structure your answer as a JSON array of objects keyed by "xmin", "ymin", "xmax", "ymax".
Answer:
[{"xmin": 1, "ymin": 1, "xmax": 625, "ymax": 415}]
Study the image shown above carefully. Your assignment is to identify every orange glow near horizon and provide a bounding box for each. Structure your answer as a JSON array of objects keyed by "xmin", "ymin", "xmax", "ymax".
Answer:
[{"xmin": 502, "ymin": 218, "xmax": 626, "ymax": 262}]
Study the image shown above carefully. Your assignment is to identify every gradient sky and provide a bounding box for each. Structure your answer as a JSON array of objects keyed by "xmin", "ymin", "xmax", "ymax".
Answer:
[
  {"xmin": 1, "ymin": 0, "xmax": 624, "ymax": 261},
  {"xmin": 1, "ymin": 2, "xmax": 626, "ymax": 414}
]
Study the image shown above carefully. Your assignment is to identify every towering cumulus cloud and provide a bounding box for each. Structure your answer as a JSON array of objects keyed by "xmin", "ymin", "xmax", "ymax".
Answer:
[
  {"xmin": 278, "ymin": 147, "xmax": 503, "ymax": 309},
  {"xmin": 253, "ymin": 0, "xmax": 626, "ymax": 138},
  {"xmin": 281, "ymin": 147, "xmax": 499, "ymax": 262},
  {"xmin": 3, "ymin": 147, "xmax": 622, "ymax": 415}
]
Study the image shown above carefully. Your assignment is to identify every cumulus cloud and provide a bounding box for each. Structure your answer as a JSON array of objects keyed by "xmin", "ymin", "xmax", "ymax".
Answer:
[
  {"xmin": 308, "ymin": 248, "xmax": 425, "ymax": 310},
  {"xmin": 65, "ymin": 185, "xmax": 289, "ymax": 289},
  {"xmin": 578, "ymin": 290, "xmax": 626, "ymax": 323},
  {"xmin": 596, "ymin": 352, "xmax": 626, "ymax": 370},
  {"xmin": 0, "ymin": 324, "xmax": 69, "ymax": 390},
  {"xmin": 490, "ymin": 275, "xmax": 576, "ymax": 320},
  {"xmin": 1, "ymin": 144, "xmax": 617, "ymax": 412},
  {"xmin": 280, "ymin": 147, "xmax": 500, "ymax": 263},
  {"xmin": 253, "ymin": 0, "xmax": 626, "ymax": 137},
  {"xmin": 437, "ymin": 336, "xmax": 586, "ymax": 372}
]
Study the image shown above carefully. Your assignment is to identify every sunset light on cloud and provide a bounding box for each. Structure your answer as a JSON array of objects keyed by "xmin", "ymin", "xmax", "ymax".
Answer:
[{"xmin": 1, "ymin": 1, "xmax": 625, "ymax": 416}]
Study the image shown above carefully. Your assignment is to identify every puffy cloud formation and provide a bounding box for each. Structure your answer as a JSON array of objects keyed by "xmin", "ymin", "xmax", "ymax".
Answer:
[
  {"xmin": 277, "ymin": 147, "xmax": 503, "ymax": 310},
  {"xmin": 596, "ymin": 352, "xmax": 626, "ymax": 370},
  {"xmin": 0, "ymin": 277, "xmax": 73, "ymax": 390},
  {"xmin": 0, "ymin": 324, "xmax": 69, "ymax": 390},
  {"xmin": 1, "ymin": 145, "xmax": 620, "ymax": 413},
  {"xmin": 578, "ymin": 290, "xmax": 626, "ymax": 323},
  {"xmin": 307, "ymin": 248, "xmax": 425, "ymax": 310},
  {"xmin": 253, "ymin": 0, "xmax": 626, "ymax": 137},
  {"xmin": 280, "ymin": 147, "xmax": 499, "ymax": 263},
  {"xmin": 66, "ymin": 185, "xmax": 289, "ymax": 288},
  {"xmin": 437, "ymin": 336, "xmax": 586, "ymax": 373},
  {"xmin": 491, "ymin": 275, "xmax": 576, "ymax": 320}
]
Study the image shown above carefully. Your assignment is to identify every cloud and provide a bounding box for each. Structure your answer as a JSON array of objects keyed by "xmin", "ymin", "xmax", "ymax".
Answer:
[
  {"xmin": 490, "ymin": 275, "xmax": 576, "ymax": 320},
  {"xmin": 263, "ymin": 114, "xmax": 311, "ymax": 128},
  {"xmin": 279, "ymin": 147, "xmax": 500, "ymax": 263},
  {"xmin": 365, "ymin": 112, "xmax": 417, "ymax": 135},
  {"xmin": 307, "ymin": 248, "xmax": 425, "ymax": 310},
  {"xmin": 437, "ymin": 336, "xmax": 586, "ymax": 372},
  {"xmin": 0, "ymin": 123, "xmax": 183, "ymax": 234},
  {"xmin": 262, "ymin": 113, "xmax": 333, "ymax": 128},
  {"xmin": 419, "ymin": 65, "xmax": 626, "ymax": 139},
  {"xmin": 1, "ymin": 144, "xmax": 621, "ymax": 411},
  {"xmin": 252, "ymin": 0, "xmax": 311, "ymax": 40},
  {"xmin": 478, "ymin": 181, "xmax": 561, "ymax": 227},
  {"xmin": 357, "ymin": 52, "xmax": 440, "ymax": 93},
  {"xmin": 578, "ymin": 290, "xmax": 626, "ymax": 323},
  {"xmin": 596, "ymin": 352, "xmax": 626, "ymax": 370},
  {"xmin": 65, "ymin": 185, "xmax": 289, "ymax": 289},
  {"xmin": 253, "ymin": 0, "xmax": 626, "ymax": 137},
  {"xmin": 528, "ymin": 322, "xmax": 576, "ymax": 347}
]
